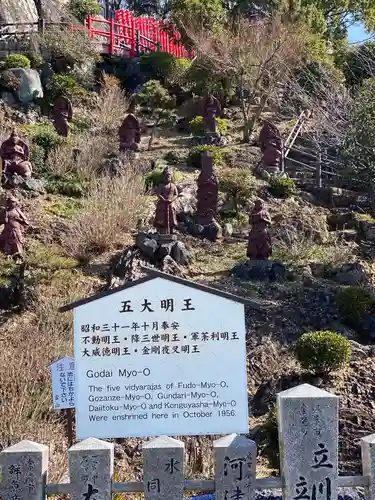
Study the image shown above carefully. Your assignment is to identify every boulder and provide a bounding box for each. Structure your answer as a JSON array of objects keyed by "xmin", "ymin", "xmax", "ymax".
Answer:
[
  {"xmin": 135, "ymin": 232, "xmax": 158, "ymax": 260},
  {"xmin": 330, "ymin": 262, "xmax": 370, "ymax": 286},
  {"xmin": 2, "ymin": 174, "xmax": 45, "ymax": 195},
  {"xmin": 8, "ymin": 69, "xmax": 43, "ymax": 104},
  {"xmin": 171, "ymin": 240, "xmax": 192, "ymax": 266},
  {"xmin": 232, "ymin": 260, "xmax": 287, "ymax": 281},
  {"xmin": 359, "ymin": 315, "xmax": 375, "ymax": 342},
  {"xmin": 223, "ymin": 222, "xmax": 233, "ymax": 237},
  {"xmin": 327, "ymin": 211, "xmax": 357, "ymax": 231}
]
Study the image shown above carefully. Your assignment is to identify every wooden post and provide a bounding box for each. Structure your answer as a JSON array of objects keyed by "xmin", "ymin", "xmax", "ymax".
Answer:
[
  {"xmin": 37, "ymin": 17, "xmax": 45, "ymax": 35},
  {"xmin": 86, "ymin": 15, "xmax": 92, "ymax": 37},
  {"xmin": 315, "ymin": 144, "xmax": 322, "ymax": 188},
  {"xmin": 66, "ymin": 408, "xmax": 74, "ymax": 447},
  {"xmin": 109, "ymin": 17, "xmax": 115, "ymax": 56},
  {"xmin": 143, "ymin": 436, "xmax": 184, "ymax": 500},
  {"xmin": 136, "ymin": 30, "xmax": 140, "ymax": 55},
  {"xmin": 0, "ymin": 440, "xmax": 49, "ymax": 500}
]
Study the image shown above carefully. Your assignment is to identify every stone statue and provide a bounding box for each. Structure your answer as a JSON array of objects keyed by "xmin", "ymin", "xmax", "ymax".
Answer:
[
  {"xmin": 0, "ymin": 195, "xmax": 30, "ymax": 259},
  {"xmin": 196, "ymin": 151, "xmax": 219, "ymax": 224},
  {"xmin": 247, "ymin": 199, "xmax": 272, "ymax": 260},
  {"xmin": 52, "ymin": 95, "xmax": 73, "ymax": 137},
  {"xmin": 200, "ymin": 94, "xmax": 221, "ymax": 135},
  {"xmin": 119, "ymin": 113, "xmax": 141, "ymax": 152},
  {"xmin": 0, "ymin": 130, "xmax": 32, "ymax": 180},
  {"xmin": 259, "ymin": 120, "xmax": 283, "ymax": 173},
  {"xmin": 154, "ymin": 167, "xmax": 179, "ymax": 234}
]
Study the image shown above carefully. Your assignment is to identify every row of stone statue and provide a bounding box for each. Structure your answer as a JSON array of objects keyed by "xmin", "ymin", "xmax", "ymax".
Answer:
[
  {"xmin": 153, "ymin": 153, "xmax": 272, "ymax": 260},
  {"xmin": 119, "ymin": 94, "xmax": 224, "ymax": 153},
  {"xmin": 0, "ymin": 152, "xmax": 272, "ymax": 261}
]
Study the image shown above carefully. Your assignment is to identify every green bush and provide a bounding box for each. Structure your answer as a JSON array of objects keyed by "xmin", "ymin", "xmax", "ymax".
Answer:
[
  {"xmin": 219, "ymin": 168, "xmax": 255, "ymax": 213},
  {"xmin": 295, "ymin": 330, "xmax": 352, "ymax": 375},
  {"xmin": 337, "ymin": 286, "xmax": 373, "ymax": 328},
  {"xmin": 46, "ymin": 174, "xmax": 86, "ymax": 198},
  {"xmin": 49, "ymin": 74, "xmax": 76, "ymax": 100},
  {"xmin": 140, "ymin": 52, "xmax": 178, "ymax": 83},
  {"xmin": 163, "ymin": 150, "xmax": 185, "ymax": 165},
  {"xmin": 187, "ymin": 145, "xmax": 224, "ymax": 169},
  {"xmin": 68, "ymin": 0, "xmax": 101, "ymax": 22},
  {"xmin": 24, "ymin": 50, "xmax": 44, "ymax": 70},
  {"xmin": 30, "ymin": 144, "xmax": 47, "ymax": 175},
  {"xmin": 42, "ymin": 27, "xmax": 98, "ymax": 70},
  {"xmin": 24, "ymin": 125, "xmax": 64, "ymax": 160},
  {"xmin": 268, "ymin": 177, "xmax": 296, "ymax": 198},
  {"xmin": 189, "ymin": 115, "xmax": 228, "ymax": 136},
  {"xmin": 3, "ymin": 54, "xmax": 31, "ymax": 70},
  {"xmin": 145, "ymin": 167, "xmax": 181, "ymax": 189}
]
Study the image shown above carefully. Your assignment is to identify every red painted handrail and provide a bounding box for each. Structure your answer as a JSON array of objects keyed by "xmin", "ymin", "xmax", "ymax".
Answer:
[{"xmin": 85, "ymin": 11, "xmax": 193, "ymax": 58}]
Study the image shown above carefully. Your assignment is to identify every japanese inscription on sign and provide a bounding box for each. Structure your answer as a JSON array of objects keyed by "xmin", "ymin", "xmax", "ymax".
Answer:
[
  {"xmin": 73, "ymin": 276, "xmax": 248, "ymax": 439},
  {"xmin": 49, "ymin": 356, "xmax": 75, "ymax": 410},
  {"xmin": 277, "ymin": 385, "xmax": 338, "ymax": 500},
  {"xmin": 293, "ymin": 443, "xmax": 333, "ymax": 500}
]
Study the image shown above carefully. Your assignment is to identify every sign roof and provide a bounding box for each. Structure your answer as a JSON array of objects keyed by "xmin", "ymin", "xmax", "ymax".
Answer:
[{"xmin": 59, "ymin": 268, "xmax": 256, "ymax": 313}]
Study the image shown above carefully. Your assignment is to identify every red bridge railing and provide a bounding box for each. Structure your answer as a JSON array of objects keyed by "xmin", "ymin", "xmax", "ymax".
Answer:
[{"xmin": 85, "ymin": 11, "xmax": 192, "ymax": 58}]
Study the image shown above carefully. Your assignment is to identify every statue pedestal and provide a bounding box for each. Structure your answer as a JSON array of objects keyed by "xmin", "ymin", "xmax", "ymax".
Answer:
[
  {"xmin": 156, "ymin": 234, "xmax": 178, "ymax": 244},
  {"xmin": 135, "ymin": 232, "xmax": 190, "ymax": 267}
]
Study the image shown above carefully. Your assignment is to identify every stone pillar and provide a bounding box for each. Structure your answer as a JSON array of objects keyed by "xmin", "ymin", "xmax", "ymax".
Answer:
[
  {"xmin": 277, "ymin": 383, "xmax": 339, "ymax": 500},
  {"xmin": 0, "ymin": 440, "xmax": 49, "ymax": 500},
  {"xmin": 362, "ymin": 434, "xmax": 375, "ymax": 500},
  {"xmin": 214, "ymin": 433, "xmax": 257, "ymax": 500},
  {"xmin": 143, "ymin": 435, "xmax": 184, "ymax": 500},
  {"xmin": 69, "ymin": 438, "xmax": 114, "ymax": 500}
]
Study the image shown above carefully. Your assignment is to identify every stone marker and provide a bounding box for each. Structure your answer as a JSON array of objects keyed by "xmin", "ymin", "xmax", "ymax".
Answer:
[
  {"xmin": 143, "ymin": 435, "xmax": 184, "ymax": 500},
  {"xmin": 277, "ymin": 383, "xmax": 339, "ymax": 500},
  {"xmin": 361, "ymin": 434, "xmax": 375, "ymax": 500},
  {"xmin": 0, "ymin": 440, "xmax": 49, "ymax": 500},
  {"xmin": 69, "ymin": 438, "xmax": 114, "ymax": 500},
  {"xmin": 214, "ymin": 433, "xmax": 256, "ymax": 500}
]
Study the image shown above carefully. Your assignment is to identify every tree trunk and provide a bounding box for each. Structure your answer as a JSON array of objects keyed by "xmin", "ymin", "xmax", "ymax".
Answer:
[
  {"xmin": 242, "ymin": 93, "xmax": 268, "ymax": 142},
  {"xmin": 148, "ymin": 117, "xmax": 160, "ymax": 150}
]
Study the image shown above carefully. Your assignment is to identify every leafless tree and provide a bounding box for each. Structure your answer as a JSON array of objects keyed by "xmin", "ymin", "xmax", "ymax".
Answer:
[{"xmin": 185, "ymin": 16, "xmax": 306, "ymax": 141}]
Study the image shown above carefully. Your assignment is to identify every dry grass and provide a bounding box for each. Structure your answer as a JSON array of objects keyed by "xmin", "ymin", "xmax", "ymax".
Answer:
[
  {"xmin": 269, "ymin": 198, "xmax": 330, "ymax": 244},
  {"xmin": 61, "ymin": 170, "xmax": 149, "ymax": 260},
  {"xmin": 247, "ymin": 337, "xmax": 300, "ymax": 392},
  {"xmin": 85, "ymin": 82, "xmax": 129, "ymax": 134},
  {"xmin": 46, "ymin": 132, "xmax": 118, "ymax": 179},
  {"xmin": 46, "ymin": 83, "xmax": 129, "ymax": 178},
  {"xmin": 273, "ymin": 232, "xmax": 357, "ymax": 266},
  {"xmin": 0, "ymin": 108, "xmax": 13, "ymax": 144},
  {"xmin": 0, "ymin": 271, "xmax": 98, "ymax": 480}
]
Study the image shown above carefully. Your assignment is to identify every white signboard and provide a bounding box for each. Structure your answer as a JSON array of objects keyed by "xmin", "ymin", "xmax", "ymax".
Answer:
[
  {"xmin": 73, "ymin": 276, "xmax": 248, "ymax": 439},
  {"xmin": 50, "ymin": 356, "xmax": 75, "ymax": 409}
]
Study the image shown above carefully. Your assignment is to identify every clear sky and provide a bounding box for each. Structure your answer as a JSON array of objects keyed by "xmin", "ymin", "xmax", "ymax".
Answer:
[{"xmin": 348, "ymin": 22, "xmax": 373, "ymax": 44}]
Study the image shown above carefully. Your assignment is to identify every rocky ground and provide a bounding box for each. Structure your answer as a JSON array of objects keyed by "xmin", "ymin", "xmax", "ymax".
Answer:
[{"xmin": 1, "ymin": 96, "xmax": 375, "ymax": 491}]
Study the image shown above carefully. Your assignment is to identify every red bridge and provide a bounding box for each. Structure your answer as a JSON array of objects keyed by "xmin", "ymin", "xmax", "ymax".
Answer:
[{"xmin": 85, "ymin": 10, "xmax": 192, "ymax": 58}]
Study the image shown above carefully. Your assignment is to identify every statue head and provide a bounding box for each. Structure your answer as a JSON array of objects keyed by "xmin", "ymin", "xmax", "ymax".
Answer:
[
  {"xmin": 254, "ymin": 199, "xmax": 264, "ymax": 211},
  {"xmin": 6, "ymin": 195, "xmax": 19, "ymax": 210},
  {"xmin": 163, "ymin": 167, "xmax": 172, "ymax": 184},
  {"xmin": 9, "ymin": 129, "xmax": 19, "ymax": 143}
]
